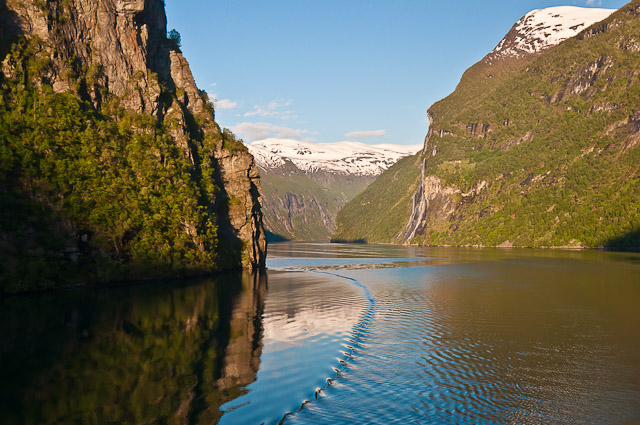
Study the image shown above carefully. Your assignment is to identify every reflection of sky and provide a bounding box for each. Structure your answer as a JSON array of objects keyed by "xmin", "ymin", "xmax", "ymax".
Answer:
[
  {"xmin": 263, "ymin": 306, "xmax": 361, "ymax": 349},
  {"xmin": 267, "ymin": 257, "xmax": 428, "ymax": 270},
  {"xmin": 219, "ymin": 271, "xmax": 367, "ymax": 425}
]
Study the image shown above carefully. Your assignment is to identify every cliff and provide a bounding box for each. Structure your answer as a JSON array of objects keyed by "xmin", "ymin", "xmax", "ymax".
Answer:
[
  {"xmin": 0, "ymin": 0, "xmax": 266, "ymax": 292},
  {"xmin": 335, "ymin": 3, "xmax": 640, "ymax": 249}
]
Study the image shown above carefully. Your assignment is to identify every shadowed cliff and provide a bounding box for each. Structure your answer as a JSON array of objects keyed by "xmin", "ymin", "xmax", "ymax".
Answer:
[{"xmin": 0, "ymin": 0, "xmax": 266, "ymax": 292}]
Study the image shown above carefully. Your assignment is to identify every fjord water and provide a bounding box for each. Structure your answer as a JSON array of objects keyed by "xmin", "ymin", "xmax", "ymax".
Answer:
[{"xmin": 1, "ymin": 244, "xmax": 639, "ymax": 424}]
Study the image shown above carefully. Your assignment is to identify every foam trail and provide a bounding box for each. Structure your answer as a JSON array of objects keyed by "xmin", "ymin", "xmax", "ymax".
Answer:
[{"xmin": 278, "ymin": 270, "xmax": 376, "ymax": 424}]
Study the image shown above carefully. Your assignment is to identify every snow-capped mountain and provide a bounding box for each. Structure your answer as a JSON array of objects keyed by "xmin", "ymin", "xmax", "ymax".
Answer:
[
  {"xmin": 247, "ymin": 139, "xmax": 422, "ymax": 176},
  {"xmin": 486, "ymin": 6, "xmax": 615, "ymax": 63}
]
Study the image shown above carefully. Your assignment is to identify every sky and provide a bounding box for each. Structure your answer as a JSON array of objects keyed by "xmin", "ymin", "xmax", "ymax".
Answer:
[{"xmin": 165, "ymin": 0, "xmax": 628, "ymax": 146}]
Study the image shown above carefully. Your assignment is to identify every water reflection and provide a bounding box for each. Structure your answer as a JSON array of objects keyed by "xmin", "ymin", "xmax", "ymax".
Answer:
[
  {"xmin": 218, "ymin": 271, "xmax": 367, "ymax": 424},
  {"xmin": 280, "ymin": 244, "xmax": 640, "ymax": 425},
  {"xmin": 3, "ymin": 243, "xmax": 640, "ymax": 424},
  {"xmin": 0, "ymin": 272, "xmax": 266, "ymax": 425}
]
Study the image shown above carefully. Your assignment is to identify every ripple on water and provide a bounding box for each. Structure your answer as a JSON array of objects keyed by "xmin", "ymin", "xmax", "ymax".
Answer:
[
  {"xmin": 218, "ymin": 271, "xmax": 369, "ymax": 425},
  {"xmin": 282, "ymin": 250, "xmax": 640, "ymax": 425}
]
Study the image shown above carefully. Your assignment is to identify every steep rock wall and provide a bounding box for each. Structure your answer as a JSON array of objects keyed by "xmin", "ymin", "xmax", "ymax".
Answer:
[{"xmin": 0, "ymin": 0, "xmax": 265, "ymax": 290}]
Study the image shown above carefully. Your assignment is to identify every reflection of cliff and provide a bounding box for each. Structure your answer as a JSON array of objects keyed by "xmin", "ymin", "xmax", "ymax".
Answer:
[
  {"xmin": 0, "ymin": 273, "xmax": 267, "ymax": 424},
  {"xmin": 193, "ymin": 273, "xmax": 267, "ymax": 424}
]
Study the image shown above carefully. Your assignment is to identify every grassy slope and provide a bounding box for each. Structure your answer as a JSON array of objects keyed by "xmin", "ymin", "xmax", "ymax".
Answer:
[
  {"xmin": 335, "ymin": 2, "xmax": 640, "ymax": 248},
  {"xmin": 333, "ymin": 153, "xmax": 422, "ymax": 242}
]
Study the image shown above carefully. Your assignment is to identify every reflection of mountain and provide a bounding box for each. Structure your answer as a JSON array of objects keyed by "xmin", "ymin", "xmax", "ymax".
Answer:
[{"xmin": 0, "ymin": 272, "xmax": 266, "ymax": 424}]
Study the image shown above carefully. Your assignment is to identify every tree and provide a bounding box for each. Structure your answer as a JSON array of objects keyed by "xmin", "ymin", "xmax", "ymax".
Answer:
[{"xmin": 168, "ymin": 29, "xmax": 181, "ymax": 48}]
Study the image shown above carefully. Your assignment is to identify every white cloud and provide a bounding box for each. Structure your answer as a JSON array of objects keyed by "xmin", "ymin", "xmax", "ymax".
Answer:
[
  {"xmin": 207, "ymin": 92, "xmax": 237, "ymax": 110},
  {"xmin": 209, "ymin": 82, "xmax": 217, "ymax": 87},
  {"xmin": 230, "ymin": 122, "xmax": 314, "ymax": 142},
  {"xmin": 216, "ymin": 99, "xmax": 238, "ymax": 110},
  {"xmin": 243, "ymin": 99, "xmax": 296, "ymax": 120},
  {"xmin": 344, "ymin": 129, "xmax": 387, "ymax": 139},
  {"xmin": 586, "ymin": 0, "xmax": 602, "ymax": 5}
]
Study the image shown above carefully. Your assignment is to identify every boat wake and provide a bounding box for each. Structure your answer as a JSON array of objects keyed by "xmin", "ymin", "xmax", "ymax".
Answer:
[{"xmin": 278, "ymin": 270, "xmax": 376, "ymax": 424}]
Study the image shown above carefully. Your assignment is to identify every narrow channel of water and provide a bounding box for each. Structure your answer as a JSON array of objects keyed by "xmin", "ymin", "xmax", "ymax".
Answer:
[{"xmin": 1, "ymin": 243, "xmax": 639, "ymax": 424}]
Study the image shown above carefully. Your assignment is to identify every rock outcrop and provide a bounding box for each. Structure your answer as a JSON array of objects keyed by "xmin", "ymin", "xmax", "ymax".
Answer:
[
  {"xmin": 0, "ymin": 0, "xmax": 266, "ymax": 290},
  {"xmin": 399, "ymin": 159, "xmax": 457, "ymax": 241}
]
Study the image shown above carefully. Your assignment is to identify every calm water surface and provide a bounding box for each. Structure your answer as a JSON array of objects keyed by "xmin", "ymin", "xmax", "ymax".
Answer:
[{"xmin": 1, "ymin": 244, "xmax": 639, "ymax": 424}]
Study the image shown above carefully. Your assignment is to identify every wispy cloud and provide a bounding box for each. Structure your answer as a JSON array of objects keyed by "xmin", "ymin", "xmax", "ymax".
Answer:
[
  {"xmin": 243, "ymin": 99, "xmax": 296, "ymax": 120},
  {"xmin": 344, "ymin": 129, "xmax": 387, "ymax": 139},
  {"xmin": 215, "ymin": 99, "xmax": 238, "ymax": 110},
  {"xmin": 586, "ymin": 0, "xmax": 602, "ymax": 5},
  {"xmin": 207, "ymin": 92, "xmax": 237, "ymax": 110},
  {"xmin": 231, "ymin": 122, "xmax": 315, "ymax": 142}
]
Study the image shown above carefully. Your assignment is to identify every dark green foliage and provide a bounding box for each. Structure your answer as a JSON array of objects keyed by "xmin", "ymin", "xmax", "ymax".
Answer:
[
  {"xmin": 0, "ymin": 38, "xmax": 224, "ymax": 292},
  {"xmin": 168, "ymin": 28, "xmax": 181, "ymax": 48},
  {"xmin": 221, "ymin": 128, "xmax": 248, "ymax": 155}
]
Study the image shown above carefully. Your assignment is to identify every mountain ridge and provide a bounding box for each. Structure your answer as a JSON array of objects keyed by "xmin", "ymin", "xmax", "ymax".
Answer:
[
  {"xmin": 334, "ymin": 3, "xmax": 640, "ymax": 249},
  {"xmin": 248, "ymin": 139, "xmax": 421, "ymax": 176}
]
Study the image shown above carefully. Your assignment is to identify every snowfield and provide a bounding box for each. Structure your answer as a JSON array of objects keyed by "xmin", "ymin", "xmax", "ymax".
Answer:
[
  {"xmin": 490, "ymin": 6, "xmax": 615, "ymax": 60},
  {"xmin": 247, "ymin": 139, "xmax": 422, "ymax": 176}
]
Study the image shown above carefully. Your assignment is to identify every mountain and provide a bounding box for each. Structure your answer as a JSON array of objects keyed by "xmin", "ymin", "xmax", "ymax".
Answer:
[
  {"xmin": 247, "ymin": 139, "xmax": 420, "ymax": 241},
  {"xmin": 334, "ymin": 3, "xmax": 640, "ymax": 249},
  {"xmin": 485, "ymin": 6, "xmax": 616, "ymax": 63},
  {"xmin": 0, "ymin": 0, "xmax": 266, "ymax": 292}
]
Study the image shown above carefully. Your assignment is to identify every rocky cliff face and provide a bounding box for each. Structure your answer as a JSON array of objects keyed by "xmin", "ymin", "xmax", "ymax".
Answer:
[{"xmin": 0, "ymin": 0, "xmax": 265, "ymax": 290}]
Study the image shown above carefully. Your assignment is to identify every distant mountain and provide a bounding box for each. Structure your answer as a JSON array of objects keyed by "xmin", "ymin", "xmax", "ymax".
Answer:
[
  {"xmin": 247, "ymin": 139, "xmax": 420, "ymax": 241},
  {"xmin": 335, "ymin": 3, "xmax": 640, "ymax": 249},
  {"xmin": 248, "ymin": 139, "xmax": 419, "ymax": 176}
]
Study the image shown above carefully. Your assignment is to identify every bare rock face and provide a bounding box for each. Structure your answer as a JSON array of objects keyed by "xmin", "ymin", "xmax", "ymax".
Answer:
[
  {"xmin": 215, "ymin": 148, "xmax": 267, "ymax": 268},
  {"xmin": 399, "ymin": 159, "xmax": 457, "ymax": 242},
  {"xmin": 6, "ymin": 0, "xmax": 169, "ymax": 113},
  {"xmin": 2, "ymin": 0, "xmax": 266, "ymax": 270}
]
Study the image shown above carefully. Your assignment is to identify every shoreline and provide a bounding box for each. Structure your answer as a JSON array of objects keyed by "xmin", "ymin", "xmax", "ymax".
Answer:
[
  {"xmin": 0, "ymin": 268, "xmax": 261, "ymax": 298},
  {"xmin": 328, "ymin": 240, "xmax": 639, "ymax": 252}
]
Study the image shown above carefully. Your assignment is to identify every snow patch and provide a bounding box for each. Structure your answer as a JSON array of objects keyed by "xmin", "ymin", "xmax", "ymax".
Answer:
[
  {"xmin": 247, "ymin": 139, "xmax": 422, "ymax": 176},
  {"xmin": 490, "ymin": 6, "xmax": 615, "ymax": 60}
]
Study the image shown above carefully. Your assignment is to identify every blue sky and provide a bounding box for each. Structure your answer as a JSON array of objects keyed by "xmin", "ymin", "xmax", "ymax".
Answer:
[{"xmin": 165, "ymin": 0, "xmax": 627, "ymax": 146}]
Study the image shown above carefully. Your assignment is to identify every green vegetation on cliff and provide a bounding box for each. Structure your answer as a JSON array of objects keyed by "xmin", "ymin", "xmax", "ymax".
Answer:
[
  {"xmin": 335, "ymin": 2, "xmax": 640, "ymax": 249},
  {"xmin": 0, "ymin": 40, "xmax": 224, "ymax": 291},
  {"xmin": 0, "ymin": 3, "xmax": 265, "ymax": 293},
  {"xmin": 333, "ymin": 154, "xmax": 421, "ymax": 243}
]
